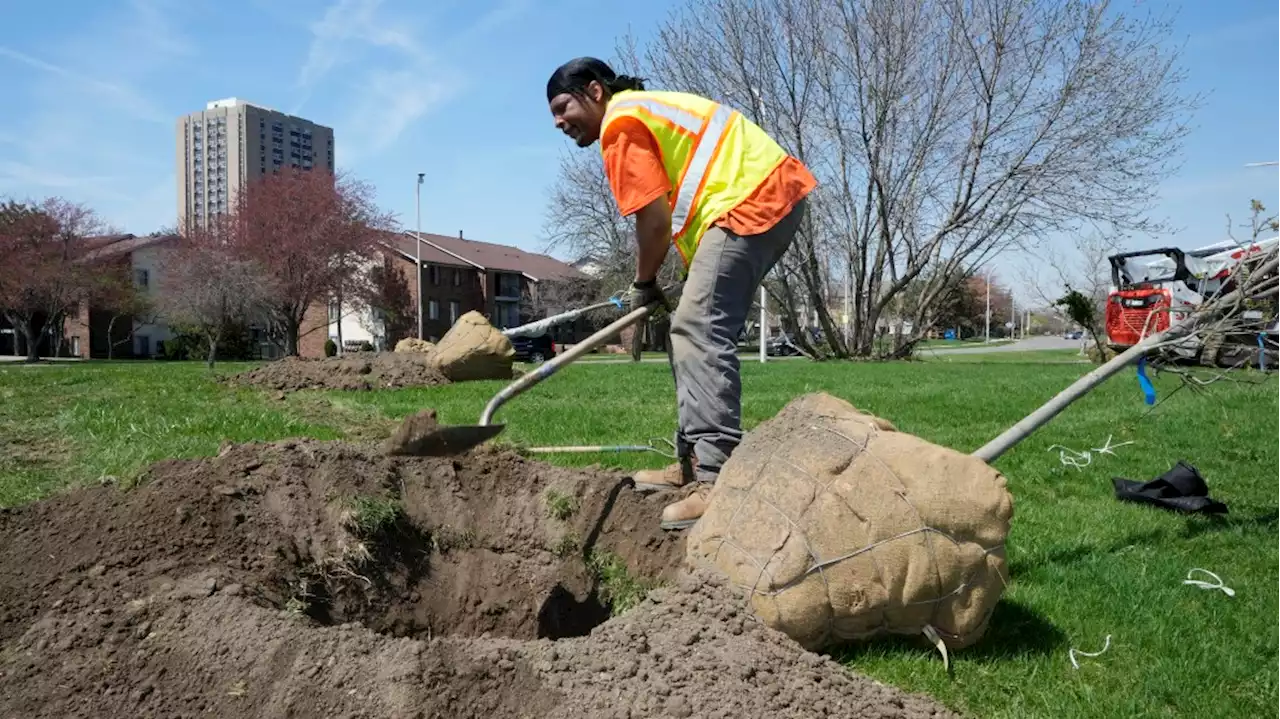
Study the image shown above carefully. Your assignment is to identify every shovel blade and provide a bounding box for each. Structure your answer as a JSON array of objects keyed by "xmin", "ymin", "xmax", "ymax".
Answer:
[{"xmin": 382, "ymin": 409, "xmax": 506, "ymax": 456}]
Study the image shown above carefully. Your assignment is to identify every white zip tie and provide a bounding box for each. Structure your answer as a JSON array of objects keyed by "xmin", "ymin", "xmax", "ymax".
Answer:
[
  {"xmin": 1047, "ymin": 444, "xmax": 1093, "ymax": 469},
  {"xmin": 1047, "ymin": 435, "xmax": 1136, "ymax": 471},
  {"xmin": 1092, "ymin": 434, "xmax": 1135, "ymax": 456},
  {"xmin": 1069, "ymin": 634, "xmax": 1112, "ymax": 670},
  {"xmin": 921, "ymin": 625, "xmax": 950, "ymax": 672},
  {"xmin": 1183, "ymin": 568, "xmax": 1235, "ymax": 597}
]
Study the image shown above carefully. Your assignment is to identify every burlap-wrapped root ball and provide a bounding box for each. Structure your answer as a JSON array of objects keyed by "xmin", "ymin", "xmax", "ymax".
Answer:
[
  {"xmin": 394, "ymin": 338, "xmax": 435, "ymax": 354},
  {"xmin": 429, "ymin": 311, "xmax": 516, "ymax": 381},
  {"xmin": 685, "ymin": 392, "xmax": 1013, "ymax": 651}
]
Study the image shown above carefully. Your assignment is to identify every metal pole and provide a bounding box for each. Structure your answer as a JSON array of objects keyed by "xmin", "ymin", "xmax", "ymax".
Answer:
[
  {"xmin": 844, "ymin": 270, "xmax": 851, "ymax": 346},
  {"xmin": 1010, "ymin": 294, "xmax": 1015, "ymax": 340},
  {"xmin": 984, "ymin": 268, "xmax": 991, "ymax": 343},
  {"xmin": 759, "ymin": 284, "xmax": 767, "ymax": 363},
  {"xmin": 415, "ymin": 172, "xmax": 424, "ymax": 340}
]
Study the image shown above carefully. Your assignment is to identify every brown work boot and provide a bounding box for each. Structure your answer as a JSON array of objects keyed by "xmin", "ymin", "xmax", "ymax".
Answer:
[
  {"xmin": 631, "ymin": 454, "xmax": 695, "ymax": 493},
  {"xmin": 659, "ymin": 482, "xmax": 714, "ymax": 531}
]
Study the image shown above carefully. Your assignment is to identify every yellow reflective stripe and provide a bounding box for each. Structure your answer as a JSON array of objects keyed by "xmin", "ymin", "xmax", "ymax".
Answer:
[
  {"xmin": 671, "ymin": 103, "xmax": 734, "ymax": 237},
  {"xmin": 605, "ymin": 98, "xmax": 703, "ymax": 135}
]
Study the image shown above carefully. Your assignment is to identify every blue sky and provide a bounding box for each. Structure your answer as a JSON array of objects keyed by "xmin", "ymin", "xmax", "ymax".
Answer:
[{"xmin": 0, "ymin": 0, "xmax": 1275, "ymax": 289}]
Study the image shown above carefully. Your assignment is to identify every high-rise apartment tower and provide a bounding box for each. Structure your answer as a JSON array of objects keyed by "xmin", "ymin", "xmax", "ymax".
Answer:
[{"xmin": 176, "ymin": 97, "xmax": 335, "ymax": 228}]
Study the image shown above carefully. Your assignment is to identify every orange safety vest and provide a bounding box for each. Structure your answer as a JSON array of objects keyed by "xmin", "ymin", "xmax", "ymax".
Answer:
[{"xmin": 600, "ymin": 89, "xmax": 791, "ymax": 267}]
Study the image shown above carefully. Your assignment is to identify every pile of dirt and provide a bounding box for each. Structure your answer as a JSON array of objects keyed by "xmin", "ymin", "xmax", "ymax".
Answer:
[
  {"xmin": 0, "ymin": 438, "xmax": 956, "ymax": 718},
  {"xmin": 229, "ymin": 353, "xmax": 452, "ymax": 391}
]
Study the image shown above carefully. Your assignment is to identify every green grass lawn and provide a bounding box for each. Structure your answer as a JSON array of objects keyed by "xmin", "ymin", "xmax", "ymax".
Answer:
[{"xmin": 1, "ymin": 356, "xmax": 1275, "ymax": 718}]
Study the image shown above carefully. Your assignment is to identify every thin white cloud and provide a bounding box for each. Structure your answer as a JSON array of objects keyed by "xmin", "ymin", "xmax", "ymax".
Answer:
[
  {"xmin": 0, "ymin": 46, "xmax": 168, "ymax": 124},
  {"xmin": 296, "ymin": 0, "xmax": 476, "ymax": 163},
  {"xmin": 458, "ymin": 0, "xmax": 534, "ymax": 42},
  {"xmin": 0, "ymin": 0, "xmax": 194, "ymax": 231},
  {"xmin": 338, "ymin": 68, "xmax": 457, "ymax": 164},
  {"xmin": 0, "ymin": 161, "xmax": 124, "ymax": 192},
  {"xmin": 297, "ymin": 0, "xmax": 425, "ymax": 88},
  {"xmin": 124, "ymin": 0, "xmax": 197, "ymax": 59}
]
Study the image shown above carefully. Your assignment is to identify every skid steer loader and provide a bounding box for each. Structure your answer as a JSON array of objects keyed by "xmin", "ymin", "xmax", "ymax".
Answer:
[{"xmin": 1104, "ymin": 235, "xmax": 1279, "ymax": 369}]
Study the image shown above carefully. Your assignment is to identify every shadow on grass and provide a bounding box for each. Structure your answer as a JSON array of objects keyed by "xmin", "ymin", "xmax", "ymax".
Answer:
[
  {"xmin": 963, "ymin": 599, "xmax": 1068, "ymax": 658},
  {"xmin": 829, "ymin": 599, "xmax": 1066, "ymax": 665},
  {"xmin": 1008, "ymin": 528, "xmax": 1169, "ymax": 575},
  {"xmin": 1179, "ymin": 508, "xmax": 1278, "ymax": 539}
]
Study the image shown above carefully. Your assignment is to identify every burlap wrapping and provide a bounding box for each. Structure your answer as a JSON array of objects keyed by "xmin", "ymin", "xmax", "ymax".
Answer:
[
  {"xmin": 394, "ymin": 338, "xmax": 435, "ymax": 354},
  {"xmin": 685, "ymin": 392, "xmax": 1013, "ymax": 651},
  {"xmin": 429, "ymin": 311, "xmax": 516, "ymax": 381}
]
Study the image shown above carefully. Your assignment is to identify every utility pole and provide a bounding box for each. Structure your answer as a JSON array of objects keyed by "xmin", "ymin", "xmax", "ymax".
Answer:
[{"xmin": 416, "ymin": 172, "xmax": 424, "ymax": 340}]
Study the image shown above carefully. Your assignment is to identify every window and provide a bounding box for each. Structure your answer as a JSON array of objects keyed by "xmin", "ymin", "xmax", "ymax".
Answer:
[
  {"xmin": 328, "ymin": 299, "xmax": 340, "ymax": 322},
  {"xmin": 496, "ymin": 272, "xmax": 521, "ymax": 298},
  {"xmin": 452, "ymin": 268, "xmax": 461, "ymax": 286},
  {"xmin": 430, "ymin": 266, "xmax": 440, "ymax": 285},
  {"xmin": 134, "ymin": 268, "xmax": 149, "ymax": 288},
  {"xmin": 495, "ymin": 301, "xmax": 520, "ymax": 329},
  {"xmin": 449, "ymin": 300, "xmax": 459, "ymax": 324},
  {"xmin": 428, "ymin": 300, "xmax": 439, "ymax": 320},
  {"xmin": 136, "ymin": 335, "xmax": 151, "ymax": 357}
]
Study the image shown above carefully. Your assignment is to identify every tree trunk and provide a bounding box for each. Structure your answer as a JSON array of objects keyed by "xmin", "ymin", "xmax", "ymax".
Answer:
[
  {"xmin": 107, "ymin": 315, "xmax": 118, "ymax": 360},
  {"xmin": 206, "ymin": 336, "xmax": 219, "ymax": 370},
  {"xmin": 285, "ymin": 323, "xmax": 300, "ymax": 357},
  {"xmin": 335, "ymin": 294, "xmax": 344, "ymax": 355},
  {"xmin": 19, "ymin": 317, "xmax": 40, "ymax": 363}
]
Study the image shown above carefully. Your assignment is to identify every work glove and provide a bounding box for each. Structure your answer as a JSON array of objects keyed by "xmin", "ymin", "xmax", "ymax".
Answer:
[{"xmin": 624, "ymin": 279, "xmax": 669, "ymax": 313}]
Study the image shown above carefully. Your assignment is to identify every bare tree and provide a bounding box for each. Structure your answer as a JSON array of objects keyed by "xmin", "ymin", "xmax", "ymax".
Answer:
[
  {"xmin": 1023, "ymin": 234, "xmax": 1119, "ymax": 313},
  {"xmin": 585, "ymin": 0, "xmax": 1200, "ymax": 358},
  {"xmin": 154, "ymin": 221, "xmax": 278, "ymax": 369},
  {"xmin": 1019, "ymin": 232, "xmax": 1121, "ymax": 356}
]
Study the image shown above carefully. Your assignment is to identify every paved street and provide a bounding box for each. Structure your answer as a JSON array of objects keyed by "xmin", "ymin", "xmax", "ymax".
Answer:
[
  {"xmin": 920, "ymin": 336, "xmax": 1083, "ymax": 356},
  {"xmin": 570, "ymin": 335, "xmax": 1083, "ymax": 364}
]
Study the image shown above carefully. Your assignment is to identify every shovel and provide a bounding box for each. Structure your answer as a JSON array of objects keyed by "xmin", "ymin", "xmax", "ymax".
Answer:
[{"xmin": 382, "ymin": 292, "xmax": 671, "ymax": 457}]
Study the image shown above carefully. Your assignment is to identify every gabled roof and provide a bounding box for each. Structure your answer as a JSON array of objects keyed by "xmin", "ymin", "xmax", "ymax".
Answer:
[
  {"xmin": 76, "ymin": 234, "xmax": 178, "ymax": 263},
  {"xmin": 413, "ymin": 232, "xmax": 586, "ymax": 281},
  {"xmin": 379, "ymin": 232, "xmax": 474, "ymax": 268}
]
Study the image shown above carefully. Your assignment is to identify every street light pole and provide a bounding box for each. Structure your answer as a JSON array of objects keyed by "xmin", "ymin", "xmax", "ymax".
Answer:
[
  {"xmin": 416, "ymin": 172, "xmax": 424, "ymax": 340},
  {"xmin": 984, "ymin": 267, "xmax": 992, "ymax": 343},
  {"xmin": 1010, "ymin": 294, "xmax": 1016, "ymax": 340}
]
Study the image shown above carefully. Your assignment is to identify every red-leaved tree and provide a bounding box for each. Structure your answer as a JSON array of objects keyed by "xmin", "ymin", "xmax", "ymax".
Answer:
[
  {"xmin": 0, "ymin": 197, "xmax": 105, "ymax": 361},
  {"xmin": 154, "ymin": 218, "xmax": 278, "ymax": 369},
  {"xmin": 229, "ymin": 167, "xmax": 396, "ymax": 356}
]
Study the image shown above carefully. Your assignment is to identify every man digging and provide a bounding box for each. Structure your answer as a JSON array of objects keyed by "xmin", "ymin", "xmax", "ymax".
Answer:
[{"xmin": 546, "ymin": 57, "xmax": 818, "ymax": 530}]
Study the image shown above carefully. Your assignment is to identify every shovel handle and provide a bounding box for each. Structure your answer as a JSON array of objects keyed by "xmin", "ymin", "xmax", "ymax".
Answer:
[{"xmin": 479, "ymin": 303, "xmax": 656, "ymax": 426}]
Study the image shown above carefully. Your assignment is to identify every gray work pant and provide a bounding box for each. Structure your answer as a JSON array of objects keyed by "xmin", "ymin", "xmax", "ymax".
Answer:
[{"xmin": 667, "ymin": 195, "xmax": 808, "ymax": 483}]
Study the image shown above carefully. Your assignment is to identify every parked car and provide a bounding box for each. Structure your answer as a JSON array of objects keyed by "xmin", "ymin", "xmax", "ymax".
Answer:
[
  {"xmin": 766, "ymin": 332, "xmax": 803, "ymax": 357},
  {"xmin": 1063, "ymin": 330, "xmax": 1084, "ymax": 340},
  {"xmin": 510, "ymin": 334, "xmax": 557, "ymax": 363}
]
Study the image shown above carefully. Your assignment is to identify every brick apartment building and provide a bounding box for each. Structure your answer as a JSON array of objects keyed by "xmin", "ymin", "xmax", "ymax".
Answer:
[
  {"xmin": 301, "ymin": 230, "xmax": 592, "ymax": 358},
  {"xmin": 0, "ymin": 233, "xmax": 183, "ymax": 360},
  {"xmin": 1, "ymin": 228, "xmax": 590, "ymax": 361}
]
